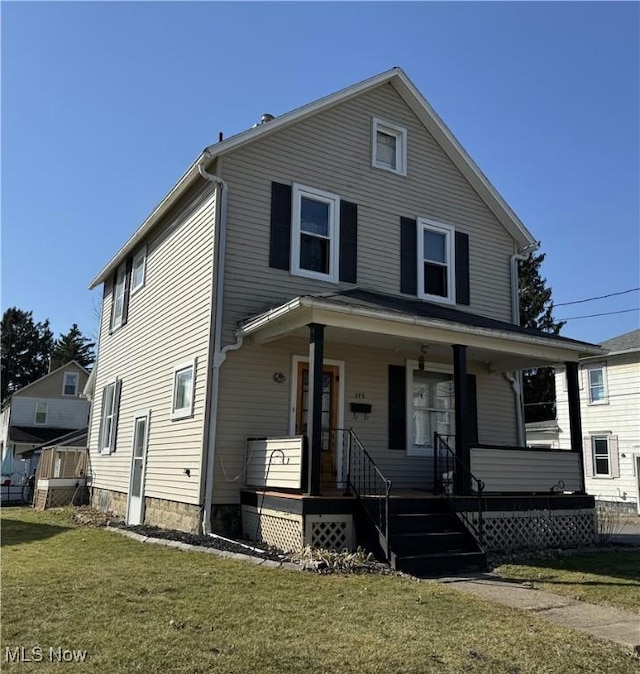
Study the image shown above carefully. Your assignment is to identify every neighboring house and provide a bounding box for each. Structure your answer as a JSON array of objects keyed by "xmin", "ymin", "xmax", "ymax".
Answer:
[
  {"xmin": 556, "ymin": 329, "xmax": 640, "ymax": 515},
  {"xmin": 0, "ymin": 361, "xmax": 90, "ymax": 501},
  {"xmin": 525, "ymin": 420, "xmax": 560, "ymax": 449},
  {"xmin": 87, "ymin": 67, "xmax": 603, "ymax": 570}
]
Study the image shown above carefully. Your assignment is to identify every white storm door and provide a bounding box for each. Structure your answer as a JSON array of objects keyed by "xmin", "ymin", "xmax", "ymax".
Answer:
[{"xmin": 127, "ymin": 412, "xmax": 150, "ymax": 525}]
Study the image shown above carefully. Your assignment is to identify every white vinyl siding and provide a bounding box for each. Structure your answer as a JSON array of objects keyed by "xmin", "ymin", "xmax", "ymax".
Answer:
[
  {"xmin": 10, "ymin": 396, "xmax": 90, "ymax": 429},
  {"xmin": 220, "ymin": 83, "xmax": 515, "ymax": 346},
  {"xmin": 87, "ymin": 182, "xmax": 216, "ymax": 505}
]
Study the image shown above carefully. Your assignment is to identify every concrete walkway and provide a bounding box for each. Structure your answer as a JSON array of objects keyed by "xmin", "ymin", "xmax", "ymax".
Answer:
[{"xmin": 436, "ymin": 573, "xmax": 640, "ymax": 651}]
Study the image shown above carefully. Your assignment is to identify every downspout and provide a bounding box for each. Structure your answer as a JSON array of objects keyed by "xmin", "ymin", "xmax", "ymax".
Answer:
[
  {"xmin": 508, "ymin": 241, "xmax": 539, "ymax": 446},
  {"xmin": 198, "ymin": 156, "xmax": 243, "ymax": 535}
]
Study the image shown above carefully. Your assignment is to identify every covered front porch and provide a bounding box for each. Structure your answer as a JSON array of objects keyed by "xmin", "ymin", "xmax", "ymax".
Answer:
[{"xmin": 230, "ymin": 289, "xmax": 603, "ymax": 565}]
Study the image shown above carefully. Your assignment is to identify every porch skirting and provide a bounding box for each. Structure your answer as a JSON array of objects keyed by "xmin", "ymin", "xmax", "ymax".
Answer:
[{"xmin": 463, "ymin": 508, "xmax": 597, "ymax": 553}]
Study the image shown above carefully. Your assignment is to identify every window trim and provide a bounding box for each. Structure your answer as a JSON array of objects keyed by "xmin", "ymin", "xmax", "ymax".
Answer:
[
  {"xmin": 131, "ymin": 246, "xmax": 147, "ymax": 295},
  {"xmin": 171, "ymin": 359, "xmax": 196, "ymax": 421},
  {"xmin": 99, "ymin": 380, "xmax": 120, "ymax": 455},
  {"xmin": 34, "ymin": 401, "xmax": 48, "ymax": 426},
  {"xmin": 587, "ymin": 364, "xmax": 608, "ymax": 405},
  {"xmin": 62, "ymin": 372, "xmax": 79, "ymax": 397},
  {"xmin": 111, "ymin": 262, "xmax": 128, "ymax": 330},
  {"xmin": 417, "ymin": 218, "xmax": 456, "ymax": 305},
  {"xmin": 290, "ymin": 183, "xmax": 340, "ymax": 283},
  {"xmin": 405, "ymin": 360, "xmax": 454, "ymax": 457},
  {"xmin": 372, "ymin": 117, "xmax": 407, "ymax": 176},
  {"xmin": 591, "ymin": 434, "xmax": 611, "ymax": 477}
]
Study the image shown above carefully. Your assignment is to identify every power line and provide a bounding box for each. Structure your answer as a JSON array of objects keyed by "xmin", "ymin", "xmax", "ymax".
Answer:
[
  {"xmin": 557, "ymin": 308, "xmax": 639, "ymax": 321},
  {"xmin": 555, "ymin": 287, "xmax": 640, "ymax": 307}
]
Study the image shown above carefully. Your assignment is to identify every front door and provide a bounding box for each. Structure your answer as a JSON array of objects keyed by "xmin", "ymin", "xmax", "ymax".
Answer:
[
  {"xmin": 295, "ymin": 362, "xmax": 340, "ymax": 487},
  {"xmin": 127, "ymin": 412, "xmax": 150, "ymax": 526}
]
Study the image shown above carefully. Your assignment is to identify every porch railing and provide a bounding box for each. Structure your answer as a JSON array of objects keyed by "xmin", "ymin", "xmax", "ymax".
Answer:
[
  {"xmin": 434, "ymin": 433, "xmax": 485, "ymax": 547},
  {"xmin": 341, "ymin": 429, "xmax": 392, "ymax": 561}
]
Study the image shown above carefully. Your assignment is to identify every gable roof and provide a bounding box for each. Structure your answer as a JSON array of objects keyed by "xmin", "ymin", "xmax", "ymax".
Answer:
[
  {"xmin": 3, "ymin": 360, "xmax": 90, "ymax": 405},
  {"xmin": 599, "ymin": 328, "xmax": 640, "ymax": 355},
  {"xmin": 89, "ymin": 67, "xmax": 536, "ymax": 289}
]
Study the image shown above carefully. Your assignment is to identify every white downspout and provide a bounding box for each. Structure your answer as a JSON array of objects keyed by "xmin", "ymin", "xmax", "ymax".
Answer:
[
  {"xmin": 198, "ymin": 157, "xmax": 243, "ymax": 535},
  {"xmin": 509, "ymin": 242, "xmax": 539, "ymax": 446}
]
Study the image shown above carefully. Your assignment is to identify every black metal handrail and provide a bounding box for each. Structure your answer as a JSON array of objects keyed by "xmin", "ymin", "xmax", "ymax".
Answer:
[
  {"xmin": 340, "ymin": 428, "xmax": 392, "ymax": 560},
  {"xmin": 433, "ymin": 432, "xmax": 485, "ymax": 547}
]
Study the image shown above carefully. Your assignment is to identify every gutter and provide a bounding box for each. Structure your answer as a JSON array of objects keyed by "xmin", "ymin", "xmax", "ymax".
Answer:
[{"xmin": 198, "ymin": 154, "xmax": 243, "ymax": 535}]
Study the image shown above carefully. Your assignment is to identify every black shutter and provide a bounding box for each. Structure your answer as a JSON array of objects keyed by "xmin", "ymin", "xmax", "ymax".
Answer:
[
  {"xmin": 269, "ymin": 182, "xmax": 292, "ymax": 270},
  {"xmin": 455, "ymin": 231, "xmax": 470, "ymax": 306},
  {"xmin": 108, "ymin": 274, "xmax": 117, "ymax": 334},
  {"xmin": 121, "ymin": 258, "xmax": 133, "ymax": 326},
  {"xmin": 400, "ymin": 217, "xmax": 417, "ymax": 295},
  {"xmin": 339, "ymin": 200, "xmax": 357, "ymax": 283},
  {"xmin": 466, "ymin": 374, "xmax": 478, "ymax": 445},
  {"xmin": 388, "ymin": 365, "xmax": 406, "ymax": 450}
]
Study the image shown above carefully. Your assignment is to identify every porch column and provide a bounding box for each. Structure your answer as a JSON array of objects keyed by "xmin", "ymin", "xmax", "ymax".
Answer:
[
  {"xmin": 565, "ymin": 361, "xmax": 586, "ymax": 493},
  {"xmin": 307, "ymin": 323, "xmax": 325, "ymax": 496},
  {"xmin": 452, "ymin": 344, "xmax": 471, "ymax": 495}
]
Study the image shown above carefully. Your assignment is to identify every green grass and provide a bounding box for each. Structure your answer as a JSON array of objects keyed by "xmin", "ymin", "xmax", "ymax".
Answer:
[
  {"xmin": 2, "ymin": 508, "xmax": 638, "ymax": 674},
  {"xmin": 496, "ymin": 549, "xmax": 640, "ymax": 615}
]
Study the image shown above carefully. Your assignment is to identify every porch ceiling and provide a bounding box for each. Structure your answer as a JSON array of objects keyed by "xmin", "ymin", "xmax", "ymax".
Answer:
[{"xmin": 238, "ymin": 289, "xmax": 604, "ymax": 373}]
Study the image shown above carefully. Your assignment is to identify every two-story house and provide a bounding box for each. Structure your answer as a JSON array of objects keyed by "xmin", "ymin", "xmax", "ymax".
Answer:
[
  {"xmin": 556, "ymin": 329, "xmax": 640, "ymax": 515},
  {"xmin": 87, "ymin": 68, "xmax": 603, "ymax": 572},
  {"xmin": 0, "ymin": 361, "xmax": 90, "ymax": 501}
]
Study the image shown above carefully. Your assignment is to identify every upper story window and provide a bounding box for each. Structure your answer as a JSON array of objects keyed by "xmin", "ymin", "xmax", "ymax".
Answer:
[
  {"xmin": 291, "ymin": 184, "xmax": 340, "ymax": 283},
  {"xmin": 172, "ymin": 360, "xmax": 196, "ymax": 420},
  {"xmin": 372, "ymin": 118, "xmax": 407, "ymax": 176},
  {"xmin": 131, "ymin": 247, "xmax": 147, "ymax": 294},
  {"xmin": 99, "ymin": 379, "xmax": 122, "ymax": 454},
  {"xmin": 34, "ymin": 401, "xmax": 48, "ymax": 425},
  {"xmin": 111, "ymin": 262, "xmax": 128, "ymax": 331},
  {"xmin": 587, "ymin": 365, "xmax": 607, "ymax": 404},
  {"xmin": 417, "ymin": 219, "xmax": 455, "ymax": 304},
  {"xmin": 62, "ymin": 372, "xmax": 79, "ymax": 396}
]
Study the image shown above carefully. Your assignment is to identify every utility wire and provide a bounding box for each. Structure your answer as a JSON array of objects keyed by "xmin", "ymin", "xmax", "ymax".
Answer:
[
  {"xmin": 555, "ymin": 287, "xmax": 640, "ymax": 307},
  {"xmin": 557, "ymin": 308, "xmax": 639, "ymax": 321}
]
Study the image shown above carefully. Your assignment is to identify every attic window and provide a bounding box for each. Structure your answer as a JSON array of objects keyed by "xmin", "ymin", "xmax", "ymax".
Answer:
[
  {"xmin": 62, "ymin": 372, "xmax": 79, "ymax": 396},
  {"xmin": 372, "ymin": 118, "xmax": 407, "ymax": 176}
]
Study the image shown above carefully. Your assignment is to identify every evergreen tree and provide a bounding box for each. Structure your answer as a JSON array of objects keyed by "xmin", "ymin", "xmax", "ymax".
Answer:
[
  {"xmin": 518, "ymin": 250, "xmax": 566, "ymax": 423},
  {"xmin": 1, "ymin": 308, "xmax": 54, "ymax": 401},
  {"xmin": 50, "ymin": 324, "xmax": 95, "ymax": 370}
]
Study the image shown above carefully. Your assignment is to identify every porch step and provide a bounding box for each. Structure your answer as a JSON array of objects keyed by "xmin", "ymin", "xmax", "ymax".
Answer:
[
  {"xmin": 391, "ymin": 551, "xmax": 486, "ymax": 576},
  {"xmin": 390, "ymin": 531, "xmax": 469, "ymax": 556},
  {"xmin": 389, "ymin": 497, "xmax": 451, "ymax": 515},
  {"xmin": 390, "ymin": 512, "xmax": 461, "ymax": 534}
]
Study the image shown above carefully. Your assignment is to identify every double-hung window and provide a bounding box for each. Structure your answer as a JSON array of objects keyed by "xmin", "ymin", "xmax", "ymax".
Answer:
[
  {"xmin": 62, "ymin": 372, "xmax": 79, "ymax": 396},
  {"xmin": 112, "ymin": 263, "xmax": 128, "ymax": 330},
  {"xmin": 34, "ymin": 401, "xmax": 48, "ymax": 425},
  {"xmin": 417, "ymin": 218, "xmax": 455, "ymax": 303},
  {"xmin": 372, "ymin": 118, "xmax": 407, "ymax": 175},
  {"xmin": 291, "ymin": 184, "xmax": 340, "ymax": 282},
  {"xmin": 587, "ymin": 366, "xmax": 607, "ymax": 404},
  {"xmin": 592, "ymin": 436, "xmax": 610, "ymax": 476},
  {"xmin": 172, "ymin": 360, "xmax": 196, "ymax": 420},
  {"xmin": 131, "ymin": 247, "xmax": 146, "ymax": 294},
  {"xmin": 99, "ymin": 380, "xmax": 121, "ymax": 454}
]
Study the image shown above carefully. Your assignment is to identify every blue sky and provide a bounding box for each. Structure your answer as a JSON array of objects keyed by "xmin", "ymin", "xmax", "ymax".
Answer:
[{"xmin": 2, "ymin": 1, "xmax": 638, "ymax": 345}]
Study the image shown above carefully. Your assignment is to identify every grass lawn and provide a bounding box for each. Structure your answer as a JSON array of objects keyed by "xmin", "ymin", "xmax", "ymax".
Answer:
[
  {"xmin": 495, "ymin": 549, "xmax": 640, "ymax": 615},
  {"xmin": 2, "ymin": 508, "xmax": 638, "ymax": 674}
]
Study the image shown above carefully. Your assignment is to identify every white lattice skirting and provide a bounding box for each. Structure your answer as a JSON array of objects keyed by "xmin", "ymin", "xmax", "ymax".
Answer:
[
  {"xmin": 241, "ymin": 506, "xmax": 355, "ymax": 552},
  {"xmin": 242, "ymin": 505, "xmax": 303, "ymax": 552},
  {"xmin": 305, "ymin": 514, "xmax": 354, "ymax": 551},
  {"xmin": 462, "ymin": 508, "xmax": 597, "ymax": 552}
]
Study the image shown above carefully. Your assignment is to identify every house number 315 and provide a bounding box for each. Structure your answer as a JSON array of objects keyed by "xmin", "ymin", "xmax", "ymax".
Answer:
[{"xmin": 354, "ymin": 393, "xmax": 366, "ymax": 399}]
